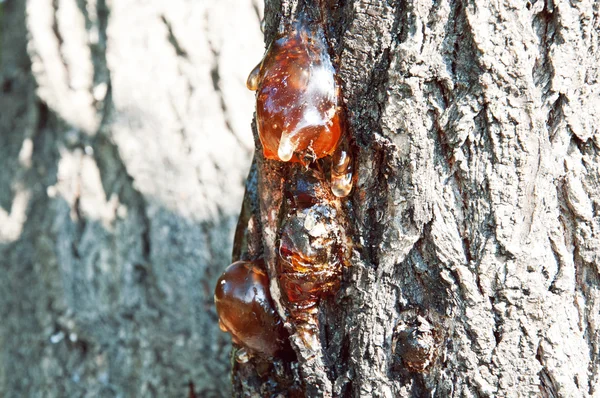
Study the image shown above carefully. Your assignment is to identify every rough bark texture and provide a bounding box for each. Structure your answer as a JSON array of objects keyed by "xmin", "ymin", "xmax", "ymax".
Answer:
[
  {"xmin": 232, "ymin": 0, "xmax": 600, "ymax": 397},
  {"xmin": 0, "ymin": 0, "xmax": 263, "ymax": 396},
  {"xmin": 2, "ymin": 0, "xmax": 600, "ymax": 397}
]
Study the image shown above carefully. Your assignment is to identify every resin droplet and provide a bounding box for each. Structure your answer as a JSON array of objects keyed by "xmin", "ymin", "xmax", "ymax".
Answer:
[
  {"xmin": 214, "ymin": 260, "xmax": 288, "ymax": 358},
  {"xmin": 250, "ymin": 20, "xmax": 343, "ymax": 162},
  {"xmin": 218, "ymin": 319, "xmax": 228, "ymax": 332},
  {"xmin": 331, "ymin": 144, "xmax": 353, "ymax": 197},
  {"xmin": 277, "ymin": 131, "xmax": 296, "ymax": 162},
  {"xmin": 235, "ymin": 347, "xmax": 250, "ymax": 363},
  {"xmin": 331, "ymin": 172, "xmax": 352, "ymax": 198},
  {"xmin": 246, "ymin": 62, "xmax": 262, "ymax": 91}
]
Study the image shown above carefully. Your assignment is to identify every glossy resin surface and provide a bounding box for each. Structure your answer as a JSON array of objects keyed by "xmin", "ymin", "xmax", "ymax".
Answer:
[
  {"xmin": 214, "ymin": 260, "xmax": 288, "ymax": 358},
  {"xmin": 278, "ymin": 172, "xmax": 344, "ymax": 312},
  {"xmin": 247, "ymin": 20, "xmax": 342, "ymax": 163}
]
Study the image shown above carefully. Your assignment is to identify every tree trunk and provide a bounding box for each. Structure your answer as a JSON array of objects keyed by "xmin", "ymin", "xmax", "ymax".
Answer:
[
  {"xmin": 2, "ymin": 0, "xmax": 599, "ymax": 397},
  {"xmin": 232, "ymin": 0, "xmax": 600, "ymax": 397},
  {"xmin": 0, "ymin": 0, "xmax": 263, "ymax": 396}
]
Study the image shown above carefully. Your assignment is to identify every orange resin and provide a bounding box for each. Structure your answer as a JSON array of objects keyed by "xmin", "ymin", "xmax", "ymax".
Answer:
[
  {"xmin": 247, "ymin": 21, "xmax": 342, "ymax": 163},
  {"xmin": 214, "ymin": 260, "xmax": 287, "ymax": 358}
]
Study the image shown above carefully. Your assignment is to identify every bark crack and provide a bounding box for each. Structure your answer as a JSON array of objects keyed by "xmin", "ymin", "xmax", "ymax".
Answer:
[
  {"xmin": 160, "ymin": 15, "xmax": 189, "ymax": 59},
  {"xmin": 51, "ymin": 0, "xmax": 71, "ymax": 88},
  {"xmin": 536, "ymin": 343, "xmax": 560, "ymax": 398},
  {"xmin": 203, "ymin": 12, "xmax": 253, "ymax": 154},
  {"xmin": 532, "ymin": 1, "xmax": 558, "ymax": 103}
]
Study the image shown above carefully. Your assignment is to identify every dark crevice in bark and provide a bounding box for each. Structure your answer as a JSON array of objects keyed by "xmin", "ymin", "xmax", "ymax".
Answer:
[
  {"xmin": 160, "ymin": 15, "xmax": 190, "ymax": 59},
  {"xmin": 532, "ymin": 1, "xmax": 558, "ymax": 103},
  {"xmin": 444, "ymin": 0, "xmax": 484, "ymax": 92},
  {"xmin": 51, "ymin": 0, "xmax": 71, "ymax": 88},
  {"xmin": 547, "ymin": 235, "xmax": 565, "ymax": 293},
  {"xmin": 394, "ymin": 0, "xmax": 415, "ymax": 46},
  {"xmin": 71, "ymin": 160, "xmax": 87, "ymax": 261},
  {"xmin": 489, "ymin": 296, "xmax": 503, "ymax": 347},
  {"xmin": 74, "ymin": 0, "xmax": 90, "ymax": 30},
  {"xmin": 547, "ymin": 94, "xmax": 566, "ymax": 142},
  {"xmin": 94, "ymin": 134, "xmax": 152, "ymax": 265},
  {"xmin": 406, "ymin": 223, "xmax": 453, "ymax": 317},
  {"xmin": 361, "ymin": 147, "xmax": 388, "ymax": 270},
  {"xmin": 431, "ymin": 107, "xmax": 475, "ymax": 269},
  {"xmin": 72, "ymin": 0, "xmax": 111, "ymax": 120},
  {"xmin": 28, "ymin": 101, "xmax": 59, "ymax": 215},
  {"xmin": 460, "ymin": 107, "xmax": 496, "ymax": 263},
  {"xmin": 36, "ymin": 99, "xmax": 50, "ymax": 133},
  {"xmin": 333, "ymin": 335, "xmax": 352, "ymax": 397},
  {"xmin": 162, "ymin": 15, "xmax": 196, "ymax": 116},
  {"xmin": 571, "ymin": 131, "xmax": 593, "ymax": 155},
  {"xmin": 94, "ymin": 0, "xmax": 111, "ymax": 114},
  {"xmin": 232, "ymin": 159, "xmax": 265, "ymax": 264},
  {"xmin": 536, "ymin": 344, "xmax": 560, "ymax": 398},
  {"xmin": 321, "ymin": 0, "xmax": 352, "ymax": 54}
]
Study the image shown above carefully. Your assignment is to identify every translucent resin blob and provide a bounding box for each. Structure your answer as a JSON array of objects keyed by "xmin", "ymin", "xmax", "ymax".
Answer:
[
  {"xmin": 278, "ymin": 173, "xmax": 344, "ymax": 312},
  {"xmin": 214, "ymin": 260, "xmax": 288, "ymax": 358},
  {"xmin": 247, "ymin": 21, "xmax": 342, "ymax": 163}
]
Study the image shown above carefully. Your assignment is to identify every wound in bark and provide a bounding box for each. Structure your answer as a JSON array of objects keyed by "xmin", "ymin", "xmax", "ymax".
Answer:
[
  {"xmin": 239, "ymin": 14, "xmax": 354, "ymax": 395},
  {"xmin": 392, "ymin": 316, "xmax": 438, "ymax": 373},
  {"xmin": 277, "ymin": 168, "xmax": 348, "ymax": 348}
]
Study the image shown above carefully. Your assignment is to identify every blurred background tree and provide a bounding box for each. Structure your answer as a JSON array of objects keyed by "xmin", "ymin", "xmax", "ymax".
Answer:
[{"xmin": 0, "ymin": 0, "xmax": 262, "ymax": 396}]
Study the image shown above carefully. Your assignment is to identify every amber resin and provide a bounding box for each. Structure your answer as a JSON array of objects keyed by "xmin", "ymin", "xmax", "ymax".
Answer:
[
  {"xmin": 330, "ymin": 137, "xmax": 353, "ymax": 198},
  {"xmin": 277, "ymin": 172, "xmax": 345, "ymax": 313},
  {"xmin": 247, "ymin": 20, "xmax": 342, "ymax": 163},
  {"xmin": 214, "ymin": 260, "xmax": 288, "ymax": 360}
]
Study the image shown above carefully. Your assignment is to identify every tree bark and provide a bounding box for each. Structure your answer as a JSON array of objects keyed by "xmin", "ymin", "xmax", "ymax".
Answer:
[
  {"xmin": 0, "ymin": 0, "xmax": 263, "ymax": 396},
  {"xmin": 2, "ymin": 0, "xmax": 599, "ymax": 397},
  {"xmin": 232, "ymin": 0, "xmax": 600, "ymax": 397}
]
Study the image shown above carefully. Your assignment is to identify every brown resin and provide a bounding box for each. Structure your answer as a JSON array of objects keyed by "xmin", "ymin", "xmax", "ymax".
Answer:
[
  {"xmin": 247, "ymin": 20, "xmax": 342, "ymax": 163},
  {"xmin": 277, "ymin": 172, "xmax": 345, "ymax": 313},
  {"xmin": 330, "ymin": 136, "xmax": 353, "ymax": 197},
  {"xmin": 214, "ymin": 260, "xmax": 288, "ymax": 358}
]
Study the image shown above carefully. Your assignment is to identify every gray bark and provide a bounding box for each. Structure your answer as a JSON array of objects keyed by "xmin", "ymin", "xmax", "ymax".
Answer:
[
  {"xmin": 1, "ymin": 0, "xmax": 599, "ymax": 397},
  {"xmin": 0, "ymin": 0, "xmax": 263, "ymax": 396},
  {"xmin": 233, "ymin": 0, "xmax": 600, "ymax": 397}
]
